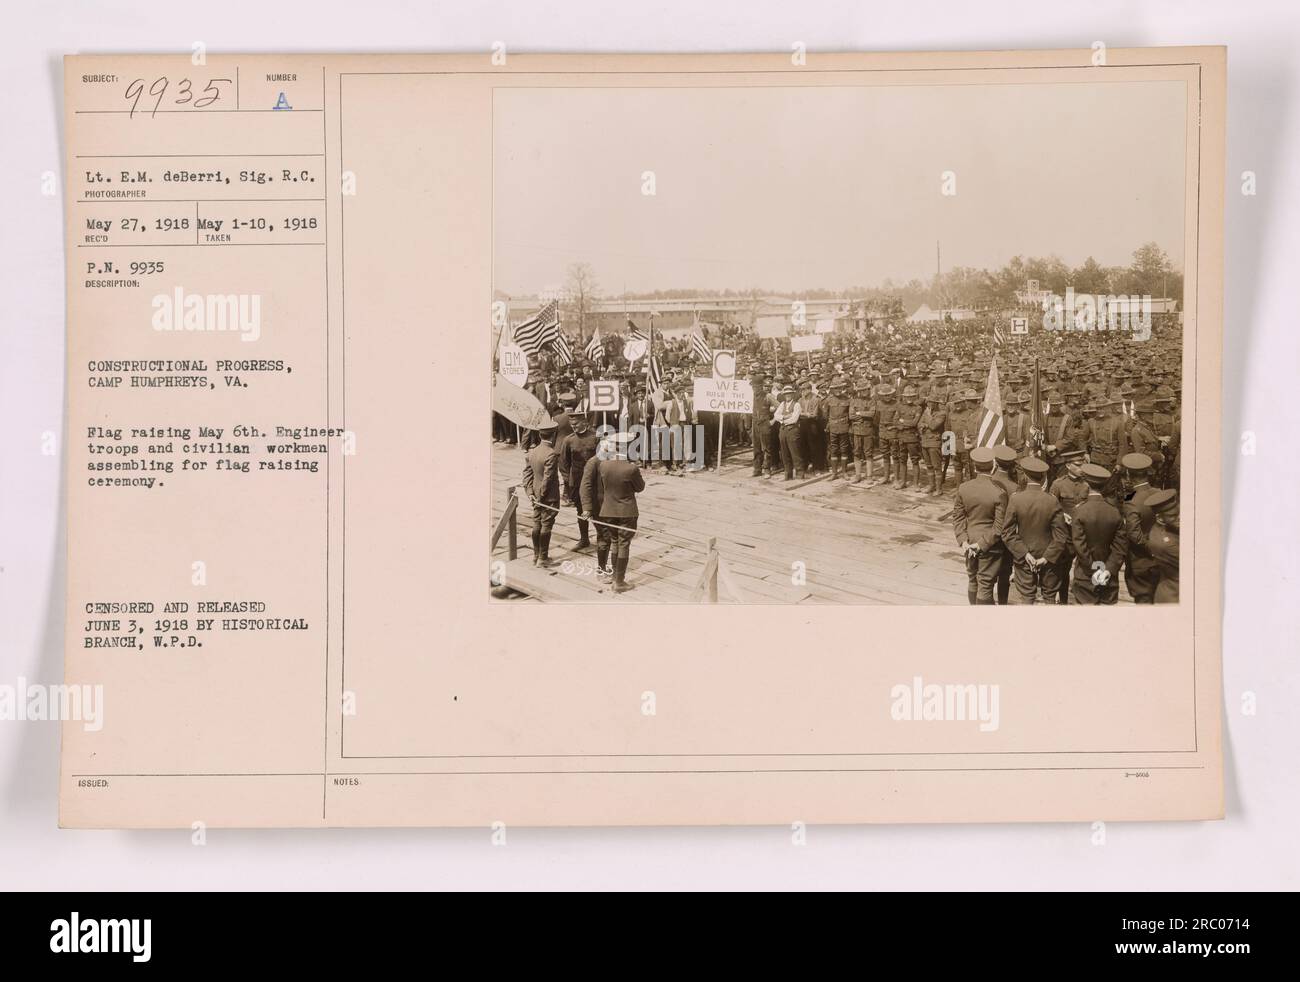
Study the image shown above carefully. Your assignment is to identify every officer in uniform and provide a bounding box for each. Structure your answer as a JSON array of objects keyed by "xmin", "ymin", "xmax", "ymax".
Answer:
[
  {"xmin": 1087, "ymin": 395, "xmax": 1128, "ymax": 473},
  {"xmin": 874, "ymin": 384, "xmax": 899, "ymax": 487},
  {"xmin": 952, "ymin": 446, "xmax": 1008, "ymax": 605},
  {"xmin": 821, "ymin": 377, "xmax": 854, "ymax": 480},
  {"xmin": 1127, "ymin": 402, "xmax": 1165, "ymax": 486},
  {"xmin": 1003, "ymin": 392, "xmax": 1030, "ymax": 452},
  {"xmin": 895, "ymin": 385, "xmax": 923, "ymax": 490},
  {"xmin": 557, "ymin": 413, "xmax": 600, "ymax": 551},
  {"xmin": 919, "ymin": 393, "xmax": 948, "ymax": 496},
  {"xmin": 989, "ymin": 446, "xmax": 1020, "ymax": 603},
  {"xmin": 521, "ymin": 418, "xmax": 562, "ymax": 568},
  {"xmin": 955, "ymin": 389, "xmax": 983, "ymax": 484},
  {"xmin": 750, "ymin": 371, "xmax": 777, "ymax": 478},
  {"xmin": 1119, "ymin": 452, "xmax": 1159, "ymax": 603},
  {"xmin": 1049, "ymin": 454, "xmax": 1089, "ymax": 604},
  {"xmin": 849, "ymin": 379, "xmax": 878, "ymax": 484},
  {"xmin": 1069, "ymin": 463, "xmax": 1129, "ymax": 605},
  {"xmin": 598, "ymin": 432, "xmax": 646, "ymax": 594},
  {"xmin": 999, "ymin": 456, "xmax": 1068, "ymax": 603},
  {"xmin": 1145, "ymin": 488, "xmax": 1180, "ymax": 603}
]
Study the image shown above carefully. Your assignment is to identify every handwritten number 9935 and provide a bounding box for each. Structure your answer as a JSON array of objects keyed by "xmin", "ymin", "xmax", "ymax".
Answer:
[{"xmin": 124, "ymin": 77, "xmax": 232, "ymax": 118}]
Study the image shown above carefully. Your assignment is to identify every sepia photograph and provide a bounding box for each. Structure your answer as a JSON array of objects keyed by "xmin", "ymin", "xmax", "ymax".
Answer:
[{"xmin": 490, "ymin": 82, "xmax": 1186, "ymax": 604}]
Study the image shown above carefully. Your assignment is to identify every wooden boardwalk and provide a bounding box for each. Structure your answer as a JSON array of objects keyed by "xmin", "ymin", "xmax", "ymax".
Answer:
[{"xmin": 491, "ymin": 442, "xmax": 1134, "ymax": 605}]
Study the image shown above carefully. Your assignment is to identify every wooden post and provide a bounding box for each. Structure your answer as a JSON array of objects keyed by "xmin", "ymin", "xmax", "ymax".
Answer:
[
  {"xmin": 706, "ymin": 536, "xmax": 718, "ymax": 602},
  {"xmin": 507, "ymin": 485, "xmax": 517, "ymax": 559},
  {"xmin": 716, "ymin": 414, "xmax": 724, "ymax": 471}
]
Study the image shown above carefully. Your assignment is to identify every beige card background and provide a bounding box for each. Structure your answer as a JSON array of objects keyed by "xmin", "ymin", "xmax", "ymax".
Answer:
[{"xmin": 60, "ymin": 48, "xmax": 1224, "ymax": 827}]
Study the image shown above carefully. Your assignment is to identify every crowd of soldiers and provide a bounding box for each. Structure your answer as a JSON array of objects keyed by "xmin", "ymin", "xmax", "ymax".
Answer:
[{"xmin": 496, "ymin": 314, "xmax": 1183, "ymax": 602}]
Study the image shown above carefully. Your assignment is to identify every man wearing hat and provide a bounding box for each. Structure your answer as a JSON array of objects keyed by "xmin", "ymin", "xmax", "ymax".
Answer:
[
  {"xmin": 579, "ymin": 432, "xmax": 615, "ymax": 581},
  {"xmin": 598, "ymin": 433, "xmax": 646, "ymax": 594},
  {"xmin": 1049, "ymin": 454, "xmax": 1089, "ymax": 604},
  {"xmin": 950, "ymin": 390, "xmax": 981, "ymax": 485},
  {"xmin": 1003, "ymin": 392, "xmax": 1030, "ymax": 453},
  {"xmin": 1127, "ymin": 402, "xmax": 1165, "ymax": 486},
  {"xmin": 895, "ymin": 385, "xmax": 923, "ymax": 490},
  {"xmin": 919, "ymin": 393, "xmax": 948, "ymax": 495},
  {"xmin": 999, "ymin": 456, "xmax": 1068, "ymax": 603},
  {"xmin": 821, "ymin": 377, "xmax": 854, "ymax": 480},
  {"xmin": 990, "ymin": 446, "xmax": 1022, "ymax": 603},
  {"xmin": 800, "ymin": 380, "xmax": 824, "ymax": 476},
  {"xmin": 849, "ymin": 379, "xmax": 878, "ymax": 484},
  {"xmin": 521, "ymin": 417, "xmax": 562, "ymax": 568},
  {"xmin": 1119, "ymin": 452, "xmax": 1160, "ymax": 603},
  {"xmin": 1145, "ymin": 488, "xmax": 1180, "ymax": 603},
  {"xmin": 874, "ymin": 383, "xmax": 899, "ymax": 487},
  {"xmin": 750, "ymin": 371, "xmax": 777, "ymax": 478},
  {"xmin": 558, "ymin": 412, "xmax": 600, "ymax": 551},
  {"xmin": 1069, "ymin": 463, "xmax": 1129, "ymax": 604},
  {"xmin": 951, "ymin": 446, "xmax": 1009, "ymax": 605},
  {"xmin": 774, "ymin": 384, "xmax": 806, "ymax": 481},
  {"xmin": 1088, "ymin": 396, "xmax": 1128, "ymax": 473}
]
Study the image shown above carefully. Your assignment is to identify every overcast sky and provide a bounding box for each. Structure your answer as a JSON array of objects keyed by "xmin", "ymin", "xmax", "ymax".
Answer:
[{"xmin": 493, "ymin": 80, "xmax": 1187, "ymax": 296}]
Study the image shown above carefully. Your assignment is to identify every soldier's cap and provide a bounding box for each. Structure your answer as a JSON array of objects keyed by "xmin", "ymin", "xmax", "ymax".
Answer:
[
  {"xmin": 993, "ymin": 446, "xmax": 1018, "ymax": 464},
  {"xmin": 830, "ymin": 378, "xmax": 848, "ymax": 390},
  {"xmin": 1153, "ymin": 396, "xmax": 1173, "ymax": 405},
  {"xmin": 1101, "ymin": 395, "xmax": 1124, "ymax": 406},
  {"xmin": 1146, "ymin": 488, "xmax": 1178, "ymax": 513},
  {"xmin": 876, "ymin": 384, "xmax": 895, "ymax": 396},
  {"xmin": 962, "ymin": 389, "xmax": 980, "ymax": 401},
  {"xmin": 970, "ymin": 447, "xmax": 996, "ymax": 465},
  {"xmin": 1121, "ymin": 452, "xmax": 1153, "ymax": 471},
  {"xmin": 1018, "ymin": 456, "xmax": 1050, "ymax": 477},
  {"xmin": 1081, "ymin": 462, "xmax": 1111, "ymax": 483},
  {"xmin": 1012, "ymin": 392, "xmax": 1030, "ymax": 403},
  {"xmin": 558, "ymin": 391, "xmax": 578, "ymax": 406},
  {"xmin": 902, "ymin": 385, "xmax": 917, "ymax": 397}
]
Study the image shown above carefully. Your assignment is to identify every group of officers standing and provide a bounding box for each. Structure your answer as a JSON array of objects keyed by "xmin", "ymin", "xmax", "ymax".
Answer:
[{"xmin": 951, "ymin": 447, "xmax": 1179, "ymax": 605}]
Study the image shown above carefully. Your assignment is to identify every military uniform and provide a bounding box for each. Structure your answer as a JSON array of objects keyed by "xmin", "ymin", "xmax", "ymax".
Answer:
[
  {"xmin": 849, "ymin": 386, "xmax": 878, "ymax": 483},
  {"xmin": 1049, "ymin": 469, "xmax": 1089, "ymax": 605},
  {"xmin": 750, "ymin": 383, "xmax": 777, "ymax": 477},
  {"xmin": 1146, "ymin": 488, "xmax": 1180, "ymax": 603},
  {"xmin": 875, "ymin": 388, "xmax": 900, "ymax": 485},
  {"xmin": 1000, "ymin": 458, "xmax": 1068, "ymax": 603},
  {"xmin": 952, "ymin": 452, "xmax": 1008, "ymax": 605},
  {"xmin": 821, "ymin": 382, "xmax": 853, "ymax": 479},
  {"xmin": 558, "ymin": 425, "xmax": 599, "ymax": 549},
  {"xmin": 598, "ymin": 452, "xmax": 645, "ymax": 593},
  {"xmin": 578, "ymin": 452, "xmax": 611, "ymax": 578},
  {"xmin": 919, "ymin": 401, "xmax": 948, "ymax": 495},
  {"xmin": 522, "ymin": 431, "xmax": 561, "ymax": 567},
  {"xmin": 894, "ymin": 389, "xmax": 923, "ymax": 489},
  {"xmin": 1069, "ymin": 465, "xmax": 1129, "ymax": 605}
]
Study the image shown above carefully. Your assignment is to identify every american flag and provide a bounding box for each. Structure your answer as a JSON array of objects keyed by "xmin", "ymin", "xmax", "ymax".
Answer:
[
  {"xmin": 512, "ymin": 299, "xmax": 561, "ymax": 355},
  {"xmin": 646, "ymin": 355, "xmax": 664, "ymax": 390},
  {"xmin": 626, "ymin": 317, "xmax": 648, "ymax": 342},
  {"xmin": 689, "ymin": 320, "xmax": 712, "ymax": 364},
  {"xmin": 976, "ymin": 357, "xmax": 1006, "ymax": 448},
  {"xmin": 583, "ymin": 329, "xmax": 605, "ymax": 362},
  {"xmin": 993, "ymin": 323, "xmax": 1005, "ymax": 347},
  {"xmin": 551, "ymin": 331, "xmax": 574, "ymax": 365}
]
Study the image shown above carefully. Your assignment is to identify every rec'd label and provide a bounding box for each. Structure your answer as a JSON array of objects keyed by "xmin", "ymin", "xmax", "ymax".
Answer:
[{"xmin": 693, "ymin": 377, "xmax": 753, "ymax": 414}]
